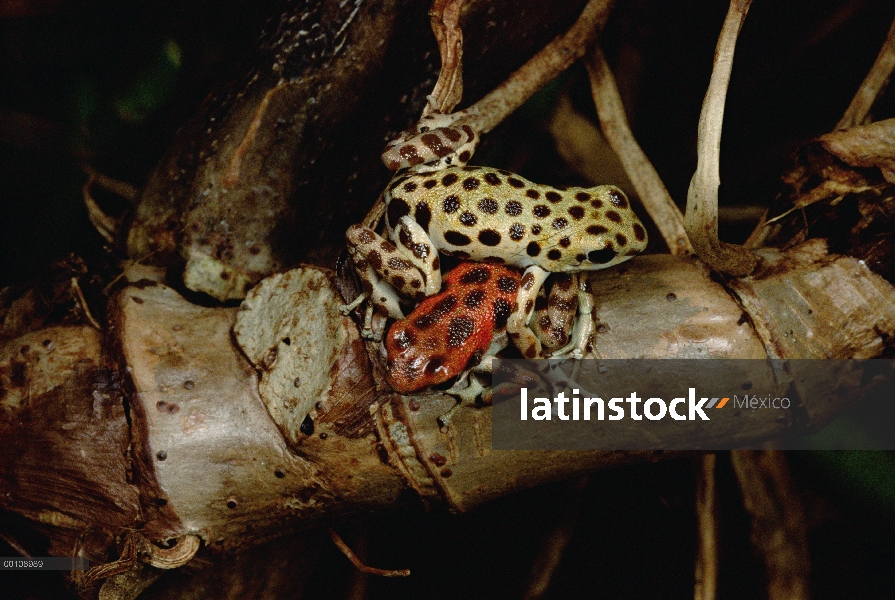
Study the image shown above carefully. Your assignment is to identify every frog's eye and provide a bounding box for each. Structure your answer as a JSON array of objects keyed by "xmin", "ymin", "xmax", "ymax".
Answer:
[
  {"xmin": 587, "ymin": 247, "xmax": 616, "ymax": 264},
  {"xmin": 445, "ymin": 156, "xmax": 453, "ymax": 164},
  {"xmin": 419, "ymin": 126, "xmax": 430, "ymax": 133}
]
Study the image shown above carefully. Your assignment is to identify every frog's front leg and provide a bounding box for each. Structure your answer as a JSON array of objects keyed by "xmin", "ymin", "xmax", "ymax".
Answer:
[
  {"xmin": 391, "ymin": 215, "xmax": 441, "ymax": 296},
  {"xmin": 442, "ymin": 332, "xmax": 507, "ymax": 416},
  {"xmin": 505, "ymin": 266, "xmax": 551, "ymax": 359},
  {"xmin": 343, "ymin": 224, "xmax": 431, "ymax": 339}
]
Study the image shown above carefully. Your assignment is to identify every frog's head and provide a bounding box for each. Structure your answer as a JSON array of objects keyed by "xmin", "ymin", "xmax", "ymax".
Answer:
[
  {"xmin": 536, "ymin": 185, "xmax": 648, "ymax": 273},
  {"xmin": 384, "ymin": 318, "xmax": 456, "ymax": 393},
  {"xmin": 381, "ymin": 124, "xmax": 478, "ymax": 173}
]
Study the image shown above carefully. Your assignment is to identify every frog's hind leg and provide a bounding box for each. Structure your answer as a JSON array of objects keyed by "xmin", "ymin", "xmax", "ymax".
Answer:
[
  {"xmin": 531, "ymin": 273, "xmax": 577, "ymax": 354},
  {"xmin": 546, "ymin": 274, "xmax": 596, "ymax": 359},
  {"xmin": 506, "ymin": 266, "xmax": 551, "ymax": 359}
]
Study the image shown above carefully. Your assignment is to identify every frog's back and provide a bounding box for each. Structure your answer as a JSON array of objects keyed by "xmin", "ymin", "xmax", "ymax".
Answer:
[
  {"xmin": 384, "ymin": 262, "xmax": 519, "ymax": 393},
  {"xmin": 384, "ymin": 166, "xmax": 647, "ymax": 272}
]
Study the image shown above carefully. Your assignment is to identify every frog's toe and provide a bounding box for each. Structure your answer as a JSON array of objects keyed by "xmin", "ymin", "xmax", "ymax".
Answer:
[
  {"xmin": 340, "ymin": 292, "xmax": 367, "ymax": 315},
  {"xmin": 446, "ymin": 374, "xmax": 487, "ymax": 406}
]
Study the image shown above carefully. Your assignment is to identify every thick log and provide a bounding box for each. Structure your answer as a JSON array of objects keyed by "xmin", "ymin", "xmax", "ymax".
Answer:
[{"xmin": 1, "ymin": 242, "xmax": 893, "ymax": 597}]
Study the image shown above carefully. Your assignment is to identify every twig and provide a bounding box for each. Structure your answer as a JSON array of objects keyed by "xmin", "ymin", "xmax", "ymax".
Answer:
[
  {"xmin": 82, "ymin": 174, "xmax": 118, "ymax": 244},
  {"xmin": 684, "ymin": 0, "xmax": 759, "ymax": 277},
  {"xmin": 0, "ymin": 531, "xmax": 31, "ymax": 557},
  {"xmin": 694, "ymin": 454, "xmax": 718, "ymax": 600},
  {"xmin": 81, "ymin": 165, "xmax": 137, "ymax": 245},
  {"xmin": 461, "ymin": 0, "xmax": 616, "ymax": 134},
  {"xmin": 585, "ymin": 45, "xmax": 692, "ymax": 256},
  {"xmin": 730, "ymin": 450, "xmax": 810, "ymax": 600},
  {"xmin": 522, "ymin": 477, "xmax": 589, "ymax": 600},
  {"xmin": 523, "ymin": 524, "xmax": 572, "ymax": 600},
  {"xmin": 427, "ymin": 0, "xmax": 466, "ymax": 114},
  {"xmin": 80, "ymin": 164, "xmax": 138, "ymax": 201},
  {"xmin": 71, "ymin": 277, "xmax": 102, "ymax": 330},
  {"xmin": 328, "ymin": 527, "xmax": 411, "ymax": 577},
  {"xmin": 344, "ymin": 528, "xmax": 370, "ymax": 600},
  {"xmin": 837, "ymin": 13, "xmax": 895, "ymax": 130}
]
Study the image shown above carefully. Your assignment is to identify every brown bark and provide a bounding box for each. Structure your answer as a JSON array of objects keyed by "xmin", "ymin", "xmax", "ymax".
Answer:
[{"xmin": 2, "ymin": 238, "xmax": 892, "ymax": 596}]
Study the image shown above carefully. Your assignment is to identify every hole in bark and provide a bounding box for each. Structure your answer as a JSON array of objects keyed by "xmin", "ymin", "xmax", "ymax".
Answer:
[
  {"xmin": 226, "ymin": 499, "xmax": 237, "ymax": 509},
  {"xmin": 300, "ymin": 415, "xmax": 314, "ymax": 435},
  {"xmin": 274, "ymin": 469, "xmax": 285, "ymax": 478}
]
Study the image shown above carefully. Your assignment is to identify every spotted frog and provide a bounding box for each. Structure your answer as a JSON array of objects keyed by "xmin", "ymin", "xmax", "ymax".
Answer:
[
  {"xmin": 343, "ymin": 111, "xmax": 648, "ymax": 359},
  {"xmin": 385, "ymin": 261, "xmax": 519, "ymax": 394}
]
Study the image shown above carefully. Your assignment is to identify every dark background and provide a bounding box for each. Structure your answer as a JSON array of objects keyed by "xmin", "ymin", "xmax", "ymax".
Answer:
[{"xmin": 1, "ymin": 1, "xmax": 894, "ymax": 598}]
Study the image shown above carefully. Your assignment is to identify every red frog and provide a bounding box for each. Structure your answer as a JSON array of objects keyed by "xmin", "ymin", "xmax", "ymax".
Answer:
[{"xmin": 384, "ymin": 262, "xmax": 520, "ymax": 393}]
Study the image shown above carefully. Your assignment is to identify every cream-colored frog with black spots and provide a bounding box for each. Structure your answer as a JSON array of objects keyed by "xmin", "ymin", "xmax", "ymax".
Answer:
[{"xmin": 343, "ymin": 112, "xmax": 648, "ymax": 359}]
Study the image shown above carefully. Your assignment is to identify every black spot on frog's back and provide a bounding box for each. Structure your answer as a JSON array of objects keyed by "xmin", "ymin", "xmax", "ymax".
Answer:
[
  {"xmin": 415, "ymin": 202, "xmax": 431, "ymax": 232},
  {"xmin": 447, "ymin": 316, "xmax": 475, "ymax": 348},
  {"xmin": 588, "ymin": 247, "xmax": 616, "ymax": 264},
  {"xmin": 478, "ymin": 230, "xmax": 502, "ymax": 246},
  {"xmin": 444, "ymin": 231, "xmax": 472, "ymax": 246},
  {"xmin": 478, "ymin": 198, "xmax": 499, "ymax": 214},
  {"xmin": 633, "ymin": 223, "xmax": 646, "ymax": 242},
  {"xmin": 496, "ymin": 276, "xmax": 518, "ymax": 293},
  {"xmin": 459, "ymin": 211, "xmax": 478, "ymax": 226},
  {"xmin": 508, "ymin": 223, "xmax": 525, "ymax": 241},
  {"xmin": 442, "ymin": 195, "xmax": 460, "ymax": 214},
  {"xmin": 505, "ymin": 200, "xmax": 522, "ymax": 216},
  {"xmin": 387, "ymin": 197, "xmax": 411, "ymax": 229},
  {"xmin": 465, "ymin": 288, "xmax": 486, "ymax": 309},
  {"xmin": 414, "ymin": 294, "xmax": 458, "ymax": 329},
  {"xmin": 460, "ymin": 267, "xmax": 491, "ymax": 284},
  {"xmin": 607, "ymin": 188, "xmax": 629, "ymax": 208}
]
